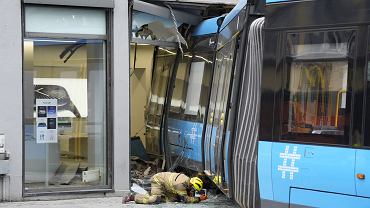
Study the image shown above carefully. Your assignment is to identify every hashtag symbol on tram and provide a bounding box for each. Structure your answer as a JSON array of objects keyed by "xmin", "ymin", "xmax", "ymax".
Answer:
[
  {"xmin": 190, "ymin": 124, "xmax": 197, "ymax": 144},
  {"xmin": 278, "ymin": 146, "xmax": 301, "ymax": 180}
]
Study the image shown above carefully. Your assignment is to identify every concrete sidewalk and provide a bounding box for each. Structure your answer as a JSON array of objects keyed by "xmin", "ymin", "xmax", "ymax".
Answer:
[{"xmin": 0, "ymin": 195, "xmax": 237, "ymax": 208}]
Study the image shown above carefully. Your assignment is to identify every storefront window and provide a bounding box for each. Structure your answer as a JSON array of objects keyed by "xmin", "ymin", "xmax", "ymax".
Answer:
[{"xmin": 23, "ymin": 6, "xmax": 109, "ymax": 192}]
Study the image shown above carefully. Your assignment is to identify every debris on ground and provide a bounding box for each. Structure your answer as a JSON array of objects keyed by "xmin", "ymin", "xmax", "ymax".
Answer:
[{"xmin": 130, "ymin": 155, "xmax": 163, "ymax": 192}]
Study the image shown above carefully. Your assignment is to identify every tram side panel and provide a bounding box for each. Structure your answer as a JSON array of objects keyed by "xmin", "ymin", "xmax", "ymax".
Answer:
[{"xmin": 166, "ymin": 30, "xmax": 219, "ymax": 171}]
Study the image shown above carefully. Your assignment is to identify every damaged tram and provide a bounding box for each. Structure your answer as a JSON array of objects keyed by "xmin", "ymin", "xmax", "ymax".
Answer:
[
  {"xmin": 161, "ymin": 0, "xmax": 265, "ymax": 207},
  {"xmin": 131, "ymin": 0, "xmax": 370, "ymax": 207},
  {"xmin": 130, "ymin": 0, "xmax": 264, "ymax": 207}
]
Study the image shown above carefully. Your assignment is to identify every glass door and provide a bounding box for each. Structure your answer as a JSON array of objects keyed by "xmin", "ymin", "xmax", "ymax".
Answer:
[
  {"xmin": 204, "ymin": 51, "xmax": 223, "ymax": 174},
  {"xmin": 204, "ymin": 39, "xmax": 237, "ymax": 194}
]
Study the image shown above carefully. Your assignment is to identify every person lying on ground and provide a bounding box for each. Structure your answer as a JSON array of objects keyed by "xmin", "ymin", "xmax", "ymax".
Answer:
[{"xmin": 123, "ymin": 172, "xmax": 207, "ymax": 204}]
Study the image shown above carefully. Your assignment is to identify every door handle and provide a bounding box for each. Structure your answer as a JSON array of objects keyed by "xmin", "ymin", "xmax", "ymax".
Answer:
[
  {"xmin": 209, "ymin": 112, "xmax": 214, "ymax": 123},
  {"xmin": 357, "ymin": 173, "xmax": 365, "ymax": 180},
  {"xmin": 220, "ymin": 112, "xmax": 225, "ymax": 125}
]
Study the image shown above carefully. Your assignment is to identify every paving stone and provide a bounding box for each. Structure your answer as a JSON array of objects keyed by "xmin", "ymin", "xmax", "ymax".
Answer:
[{"xmin": 0, "ymin": 195, "xmax": 237, "ymax": 208}]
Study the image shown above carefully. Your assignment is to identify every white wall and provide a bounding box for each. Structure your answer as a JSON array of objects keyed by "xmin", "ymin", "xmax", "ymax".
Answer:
[
  {"xmin": 0, "ymin": 0, "xmax": 23, "ymax": 201},
  {"xmin": 130, "ymin": 45, "xmax": 155, "ymax": 145}
]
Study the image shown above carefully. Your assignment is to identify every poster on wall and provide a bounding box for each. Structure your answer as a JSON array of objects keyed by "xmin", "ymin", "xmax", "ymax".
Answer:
[{"xmin": 36, "ymin": 99, "xmax": 58, "ymax": 143}]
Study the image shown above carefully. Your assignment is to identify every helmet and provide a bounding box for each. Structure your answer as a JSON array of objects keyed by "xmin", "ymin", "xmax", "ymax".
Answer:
[{"xmin": 190, "ymin": 177, "xmax": 203, "ymax": 191}]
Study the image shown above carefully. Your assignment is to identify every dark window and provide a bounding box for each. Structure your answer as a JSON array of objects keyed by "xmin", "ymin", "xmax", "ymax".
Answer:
[
  {"xmin": 281, "ymin": 30, "xmax": 356, "ymax": 145},
  {"xmin": 364, "ymin": 53, "xmax": 370, "ymax": 147}
]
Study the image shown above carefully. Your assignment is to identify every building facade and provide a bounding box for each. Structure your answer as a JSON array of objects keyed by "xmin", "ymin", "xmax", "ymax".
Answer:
[{"xmin": 0, "ymin": 0, "xmax": 130, "ymax": 200}]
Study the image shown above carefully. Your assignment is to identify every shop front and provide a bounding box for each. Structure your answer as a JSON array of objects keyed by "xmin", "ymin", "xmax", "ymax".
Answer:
[
  {"xmin": 0, "ymin": 0, "xmax": 130, "ymax": 200},
  {"xmin": 23, "ymin": 5, "xmax": 111, "ymax": 194}
]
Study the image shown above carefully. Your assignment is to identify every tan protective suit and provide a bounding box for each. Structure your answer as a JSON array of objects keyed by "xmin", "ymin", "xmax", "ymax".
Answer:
[{"xmin": 135, "ymin": 172, "xmax": 200, "ymax": 204}]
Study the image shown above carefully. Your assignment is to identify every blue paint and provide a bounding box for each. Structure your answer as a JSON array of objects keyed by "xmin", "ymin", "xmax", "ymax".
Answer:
[
  {"xmin": 290, "ymin": 188, "xmax": 370, "ymax": 208},
  {"xmin": 271, "ymin": 142, "xmax": 356, "ymax": 202},
  {"xmin": 224, "ymin": 131, "xmax": 231, "ymax": 183},
  {"xmin": 220, "ymin": 0, "xmax": 247, "ymax": 31},
  {"xmin": 259, "ymin": 141, "xmax": 363, "ymax": 206},
  {"xmin": 192, "ymin": 16, "xmax": 221, "ymax": 37},
  {"xmin": 355, "ymin": 149, "xmax": 370, "ymax": 198},
  {"xmin": 167, "ymin": 118, "xmax": 203, "ymax": 163},
  {"xmin": 258, "ymin": 141, "xmax": 274, "ymax": 200}
]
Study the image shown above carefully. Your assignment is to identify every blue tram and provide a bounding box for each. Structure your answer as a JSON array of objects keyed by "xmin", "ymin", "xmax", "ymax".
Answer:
[
  {"xmin": 164, "ymin": 15, "xmax": 221, "ymax": 171},
  {"xmin": 161, "ymin": 0, "xmax": 370, "ymax": 207},
  {"xmin": 259, "ymin": 0, "xmax": 370, "ymax": 207},
  {"xmin": 164, "ymin": 0, "xmax": 264, "ymax": 207}
]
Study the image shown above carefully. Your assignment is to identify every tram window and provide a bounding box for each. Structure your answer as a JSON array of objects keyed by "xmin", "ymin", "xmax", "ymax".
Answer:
[
  {"xmin": 169, "ymin": 54, "xmax": 192, "ymax": 114},
  {"xmin": 169, "ymin": 51, "xmax": 214, "ymax": 123},
  {"xmin": 281, "ymin": 30, "xmax": 356, "ymax": 145}
]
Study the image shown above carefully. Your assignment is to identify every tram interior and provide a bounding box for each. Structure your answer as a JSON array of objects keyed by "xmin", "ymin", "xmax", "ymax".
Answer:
[
  {"xmin": 280, "ymin": 30, "xmax": 355, "ymax": 145},
  {"xmin": 286, "ymin": 62, "xmax": 347, "ymax": 130},
  {"xmin": 283, "ymin": 60, "xmax": 349, "ymax": 144}
]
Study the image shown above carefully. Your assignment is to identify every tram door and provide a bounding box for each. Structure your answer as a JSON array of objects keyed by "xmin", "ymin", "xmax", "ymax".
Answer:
[{"xmin": 204, "ymin": 39, "xmax": 237, "ymax": 193}]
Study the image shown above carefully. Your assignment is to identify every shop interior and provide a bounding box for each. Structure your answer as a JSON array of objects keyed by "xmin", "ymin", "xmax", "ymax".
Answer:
[{"xmin": 24, "ymin": 38, "xmax": 108, "ymax": 191}]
